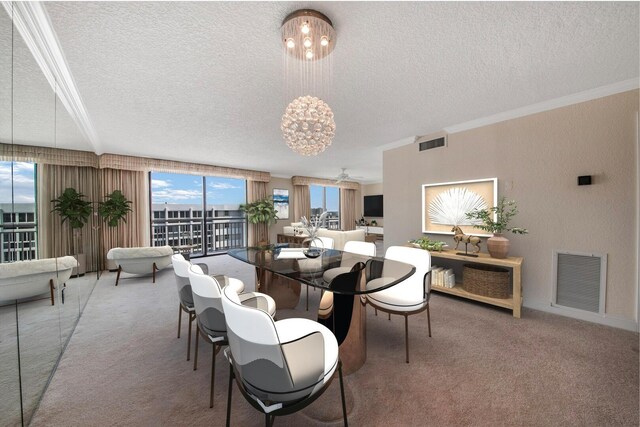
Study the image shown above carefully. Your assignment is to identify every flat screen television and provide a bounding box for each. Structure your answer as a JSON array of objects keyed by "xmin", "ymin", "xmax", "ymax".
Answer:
[{"xmin": 364, "ymin": 195, "xmax": 383, "ymax": 217}]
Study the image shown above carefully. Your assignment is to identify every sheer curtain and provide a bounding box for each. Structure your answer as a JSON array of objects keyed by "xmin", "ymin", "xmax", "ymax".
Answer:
[
  {"xmin": 38, "ymin": 166, "xmax": 150, "ymax": 270},
  {"xmin": 293, "ymin": 185, "xmax": 310, "ymax": 223},
  {"xmin": 100, "ymin": 169, "xmax": 149, "ymax": 268},
  {"xmin": 37, "ymin": 165, "xmax": 101, "ymax": 271},
  {"xmin": 340, "ymin": 188, "xmax": 357, "ymax": 230},
  {"xmin": 247, "ymin": 180, "xmax": 268, "ymax": 245}
]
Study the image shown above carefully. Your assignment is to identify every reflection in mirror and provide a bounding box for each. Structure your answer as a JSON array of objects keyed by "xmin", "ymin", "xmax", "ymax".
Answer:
[
  {"xmin": 0, "ymin": 3, "xmax": 99, "ymax": 425},
  {"xmin": 0, "ymin": 5, "xmax": 22, "ymax": 425}
]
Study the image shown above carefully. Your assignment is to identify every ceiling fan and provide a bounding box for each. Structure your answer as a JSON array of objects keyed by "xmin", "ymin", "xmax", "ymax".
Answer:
[{"xmin": 334, "ymin": 168, "xmax": 362, "ymax": 183}]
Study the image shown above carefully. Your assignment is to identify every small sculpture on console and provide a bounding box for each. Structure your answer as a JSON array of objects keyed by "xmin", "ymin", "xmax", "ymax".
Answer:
[{"xmin": 451, "ymin": 226, "xmax": 481, "ymax": 254}]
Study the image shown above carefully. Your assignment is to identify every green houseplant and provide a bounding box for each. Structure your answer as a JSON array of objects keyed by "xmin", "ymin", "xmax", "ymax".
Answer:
[
  {"xmin": 239, "ymin": 196, "xmax": 279, "ymax": 244},
  {"xmin": 51, "ymin": 188, "xmax": 93, "ymax": 274},
  {"xmin": 98, "ymin": 190, "xmax": 133, "ymax": 270},
  {"xmin": 98, "ymin": 190, "xmax": 132, "ymax": 228},
  {"xmin": 465, "ymin": 197, "xmax": 528, "ymax": 258}
]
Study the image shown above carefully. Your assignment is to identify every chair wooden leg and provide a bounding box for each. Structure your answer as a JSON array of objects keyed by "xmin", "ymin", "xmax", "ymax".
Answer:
[
  {"xmin": 194, "ymin": 325, "xmax": 199, "ymax": 371},
  {"xmin": 306, "ymin": 287, "xmax": 309, "ymax": 311},
  {"xmin": 427, "ymin": 304, "xmax": 432, "ymax": 338},
  {"xmin": 388, "ymin": 313, "xmax": 391, "ymax": 321},
  {"xmin": 115, "ymin": 266, "xmax": 121, "ymax": 286},
  {"xmin": 226, "ymin": 364, "xmax": 233, "ymax": 427},
  {"xmin": 187, "ymin": 313, "xmax": 193, "ymax": 361},
  {"xmin": 405, "ymin": 314, "xmax": 409, "ymax": 364},
  {"xmin": 49, "ymin": 279, "xmax": 55, "ymax": 305},
  {"xmin": 210, "ymin": 345, "xmax": 216, "ymax": 408},
  {"xmin": 177, "ymin": 305, "xmax": 182, "ymax": 338},
  {"xmin": 153, "ymin": 262, "xmax": 157, "ymax": 284},
  {"xmin": 339, "ymin": 361, "xmax": 348, "ymax": 427}
]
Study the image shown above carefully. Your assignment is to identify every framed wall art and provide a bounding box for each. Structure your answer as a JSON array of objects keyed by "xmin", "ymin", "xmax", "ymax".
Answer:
[
  {"xmin": 272, "ymin": 188, "xmax": 289, "ymax": 220},
  {"xmin": 421, "ymin": 178, "xmax": 497, "ymax": 236}
]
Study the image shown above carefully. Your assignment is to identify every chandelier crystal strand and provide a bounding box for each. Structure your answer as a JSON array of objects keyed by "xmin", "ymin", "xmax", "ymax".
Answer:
[{"xmin": 281, "ymin": 10, "xmax": 336, "ymax": 156}]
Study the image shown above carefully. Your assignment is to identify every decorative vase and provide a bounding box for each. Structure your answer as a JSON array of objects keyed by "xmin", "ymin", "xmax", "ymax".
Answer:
[
  {"xmin": 302, "ymin": 235, "xmax": 323, "ymax": 258},
  {"xmin": 487, "ymin": 233, "xmax": 510, "ymax": 259}
]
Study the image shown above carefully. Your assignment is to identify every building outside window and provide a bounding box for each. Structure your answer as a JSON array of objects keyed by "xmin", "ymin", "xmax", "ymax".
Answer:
[
  {"xmin": 0, "ymin": 161, "xmax": 37, "ymax": 262},
  {"xmin": 310, "ymin": 185, "xmax": 340, "ymax": 229},
  {"xmin": 150, "ymin": 172, "xmax": 246, "ymax": 256}
]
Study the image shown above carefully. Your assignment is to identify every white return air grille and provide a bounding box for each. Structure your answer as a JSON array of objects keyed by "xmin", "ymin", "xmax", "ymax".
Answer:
[{"xmin": 553, "ymin": 251, "xmax": 607, "ymax": 314}]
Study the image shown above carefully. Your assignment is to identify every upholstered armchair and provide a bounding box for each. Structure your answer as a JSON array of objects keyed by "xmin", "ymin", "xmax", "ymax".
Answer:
[
  {"xmin": 221, "ymin": 285, "xmax": 347, "ymax": 426},
  {"xmin": 365, "ymin": 246, "xmax": 432, "ymax": 363},
  {"xmin": 188, "ymin": 264, "xmax": 275, "ymax": 408},
  {"xmin": 318, "ymin": 241, "xmax": 376, "ymax": 319}
]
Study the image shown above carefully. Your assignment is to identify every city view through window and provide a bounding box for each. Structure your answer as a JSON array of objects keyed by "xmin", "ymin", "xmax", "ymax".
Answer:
[
  {"xmin": 0, "ymin": 161, "xmax": 37, "ymax": 262},
  {"xmin": 310, "ymin": 185, "xmax": 340, "ymax": 229},
  {"xmin": 150, "ymin": 172, "xmax": 247, "ymax": 256}
]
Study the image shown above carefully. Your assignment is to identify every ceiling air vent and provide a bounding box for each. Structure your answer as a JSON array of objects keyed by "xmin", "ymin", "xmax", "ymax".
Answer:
[{"xmin": 416, "ymin": 134, "xmax": 447, "ymax": 152}]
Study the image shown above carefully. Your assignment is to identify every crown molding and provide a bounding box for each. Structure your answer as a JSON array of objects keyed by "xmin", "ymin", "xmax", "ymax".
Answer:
[
  {"xmin": 2, "ymin": 1, "xmax": 101, "ymax": 152},
  {"xmin": 444, "ymin": 78, "xmax": 640, "ymax": 134}
]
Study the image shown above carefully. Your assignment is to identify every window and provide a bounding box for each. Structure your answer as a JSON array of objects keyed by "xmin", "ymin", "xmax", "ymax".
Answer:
[
  {"xmin": 310, "ymin": 185, "xmax": 340, "ymax": 229},
  {"xmin": 205, "ymin": 177, "xmax": 246, "ymax": 252},
  {"xmin": 150, "ymin": 172, "xmax": 246, "ymax": 256},
  {"xmin": 0, "ymin": 162, "xmax": 37, "ymax": 261}
]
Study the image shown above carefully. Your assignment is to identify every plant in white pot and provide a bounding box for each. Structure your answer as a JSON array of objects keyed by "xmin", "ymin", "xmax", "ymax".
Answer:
[{"xmin": 465, "ymin": 197, "xmax": 528, "ymax": 259}]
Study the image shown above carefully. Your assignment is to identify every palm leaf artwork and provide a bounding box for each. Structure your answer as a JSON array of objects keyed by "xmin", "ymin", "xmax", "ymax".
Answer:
[
  {"xmin": 98, "ymin": 190, "xmax": 133, "ymax": 227},
  {"xmin": 429, "ymin": 187, "xmax": 487, "ymax": 226}
]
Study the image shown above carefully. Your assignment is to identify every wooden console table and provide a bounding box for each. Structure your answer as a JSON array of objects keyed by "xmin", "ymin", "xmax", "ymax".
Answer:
[
  {"xmin": 276, "ymin": 234, "xmax": 307, "ymax": 244},
  {"xmin": 429, "ymin": 249, "xmax": 523, "ymax": 318}
]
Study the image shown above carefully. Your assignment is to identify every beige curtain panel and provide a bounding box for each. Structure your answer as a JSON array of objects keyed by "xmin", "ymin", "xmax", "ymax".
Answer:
[
  {"xmin": 292, "ymin": 185, "xmax": 310, "ymax": 223},
  {"xmin": 340, "ymin": 188, "xmax": 357, "ymax": 231},
  {"xmin": 37, "ymin": 165, "xmax": 151, "ymax": 270},
  {"xmin": 38, "ymin": 165, "xmax": 102, "ymax": 271},
  {"xmin": 247, "ymin": 180, "xmax": 268, "ymax": 245},
  {"xmin": 100, "ymin": 169, "xmax": 149, "ymax": 268}
]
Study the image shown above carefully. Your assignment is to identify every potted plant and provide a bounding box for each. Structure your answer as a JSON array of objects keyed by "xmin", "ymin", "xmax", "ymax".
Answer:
[
  {"xmin": 98, "ymin": 190, "xmax": 133, "ymax": 228},
  {"xmin": 51, "ymin": 187, "xmax": 93, "ymax": 275},
  {"xmin": 240, "ymin": 196, "xmax": 279, "ymax": 245},
  {"xmin": 98, "ymin": 190, "xmax": 133, "ymax": 270},
  {"xmin": 465, "ymin": 197, "xmax": 528, "ymax": 258}
]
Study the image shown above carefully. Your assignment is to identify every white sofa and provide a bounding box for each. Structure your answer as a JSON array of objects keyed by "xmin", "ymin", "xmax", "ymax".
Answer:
[
  {"xmin": 0, "ymin": 256, "xmax": 77, "ymax": 305},
  {"xmin": 282, "ymin": 223, "xmax": 365, "ymax": 250},
  {"xmin": 107, "ymin": 246, "xmax": 173, "ymax": 286}
]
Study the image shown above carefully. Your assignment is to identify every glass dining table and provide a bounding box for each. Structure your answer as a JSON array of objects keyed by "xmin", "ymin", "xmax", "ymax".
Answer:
[{"xmin": 228, "ymin": 244, "xmax": 416, "ymax": 374}]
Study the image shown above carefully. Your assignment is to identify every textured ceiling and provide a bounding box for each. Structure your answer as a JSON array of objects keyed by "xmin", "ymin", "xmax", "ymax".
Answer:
[{"xmin": 16, "ymin": 2, "xmax": 640, "ymax": 182}]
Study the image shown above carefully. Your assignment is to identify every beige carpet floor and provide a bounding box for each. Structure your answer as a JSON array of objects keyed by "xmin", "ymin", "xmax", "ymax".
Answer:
[{"xmin": 27, "ymin": 255, "xmax": 639, "ymax": 427}]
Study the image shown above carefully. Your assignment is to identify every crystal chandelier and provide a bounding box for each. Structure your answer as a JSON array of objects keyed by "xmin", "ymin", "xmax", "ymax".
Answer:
[
  {"xmin": 280, "ymin": 10, "xmax": 336, "ymax": 156},
  {"xmin": 281, "ymin": 95, "xmax": 335, "ymax": 156}
]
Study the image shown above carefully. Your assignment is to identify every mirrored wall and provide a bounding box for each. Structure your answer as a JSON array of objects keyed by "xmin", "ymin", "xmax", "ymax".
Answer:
[{"xmin": 0, "ymin": 5, "xmax": 99, "ymax": 426}]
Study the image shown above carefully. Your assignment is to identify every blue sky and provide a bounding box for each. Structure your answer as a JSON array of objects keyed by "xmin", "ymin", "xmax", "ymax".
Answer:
[
  {"xmin": 151, "ymin": 172, "xmax": 246, "ymax": 205},
  {"xmin": 310, "ymin": 185, "xmax": 339, "ymax": 212},
  {"xmin": 0, "ymin": 161, "xmax": 36, "ymax": 204}
]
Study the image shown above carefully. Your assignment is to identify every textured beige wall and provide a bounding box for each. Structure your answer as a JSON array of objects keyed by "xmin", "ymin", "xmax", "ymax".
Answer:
[
  {"xmin": 362, "ymin": 183, "xmax": 384, "ymax": 226},
  {"xmin": 384, "ymin": 90, "xmax": 639, "ymax": 321}
]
